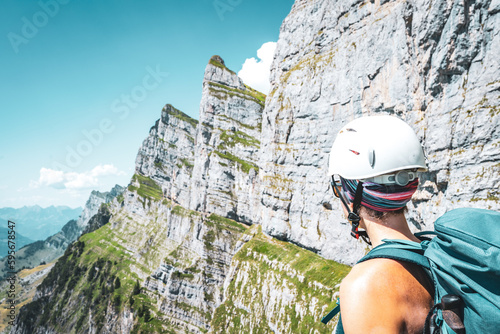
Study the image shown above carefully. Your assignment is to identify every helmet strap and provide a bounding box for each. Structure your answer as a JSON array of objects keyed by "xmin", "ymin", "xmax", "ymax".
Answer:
[
  {"xmin": 349, "ymin": 181, "xmax": 372, "ymax": 245},
  {"xmin": 352, "ymin": 181, "xmax": 364, "ymax": 216},
  {"xmin": 329, "ymin": 177, "xmax": 372, "ymax": 245}
]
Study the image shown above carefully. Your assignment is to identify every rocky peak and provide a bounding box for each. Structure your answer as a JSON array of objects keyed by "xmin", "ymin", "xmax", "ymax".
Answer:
[
  {"xmin": 135, "ymin": 103, "xmax": 198, "ymax": 208},
  {"xmin": 204, "ymin": 55, "xmax": 245, "ymax": 90},
  {"xmin": 189, "ymin": 57, "xmax": 265, "ymax": 224},
  {"xmin": 210, "ymin": 55, "xmax": 225, "ymax": 66},
  {"xmin": 108, "ymin": 184, "xmax": 125, "ymax": 201},
  {"xmin": 132, "ymin": 57, "xmax": 266, "ymax": 224},
  {"xmin": 160, "ymin": 104, "xmax": 198, "ymax": 129},
  {"xmin": 206, "ymin": 55, "xmax": 230, "ymax": 74},
  {"xmin": 160, "ymin": 104, "xmax": 177, "ymax": 123}
]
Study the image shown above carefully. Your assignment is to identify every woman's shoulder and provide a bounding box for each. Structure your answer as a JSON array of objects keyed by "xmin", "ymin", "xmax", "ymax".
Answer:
[
  {"xmin": 342, "ymin": 258, "xmax": 410, "ymax": 294},
  {"xmin": 339, "ymin": 258, "xmax": 432, "ymax": 333},
  {"xmin": 343, "ymin": 257, "xmax": 431, "ymax": 296}
]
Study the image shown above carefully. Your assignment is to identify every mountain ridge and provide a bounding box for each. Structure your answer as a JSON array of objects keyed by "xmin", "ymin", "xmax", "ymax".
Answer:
[{"xmin": 10, "ymin": 56, "xmax": 347, "ymax": 334}]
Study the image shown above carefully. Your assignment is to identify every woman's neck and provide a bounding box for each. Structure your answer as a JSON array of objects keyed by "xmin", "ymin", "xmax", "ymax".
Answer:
[{"xmin": 363, "ymin": 213, "xmax": 420, "ymax": 247}]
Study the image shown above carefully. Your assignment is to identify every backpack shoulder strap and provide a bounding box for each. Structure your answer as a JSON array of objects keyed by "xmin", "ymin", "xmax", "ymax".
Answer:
[
  {"xmin": 321, "ymin": 303, "xmax": 340, "ymax": 324},
  {"xmin": 358, "ymin": 240, "xmax": 430, "ymax": 270}
]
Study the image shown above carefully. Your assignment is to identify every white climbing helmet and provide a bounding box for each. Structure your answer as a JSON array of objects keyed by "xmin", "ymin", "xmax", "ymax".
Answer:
[{"xmin": 328, "ymin": 115, "xmax": 427, "ymax": 185}]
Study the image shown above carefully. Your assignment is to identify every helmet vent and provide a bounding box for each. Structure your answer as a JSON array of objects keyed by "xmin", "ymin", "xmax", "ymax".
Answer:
[{"xmin": 368, "ymin": 148, "xmax": 375, "ymax": 168}]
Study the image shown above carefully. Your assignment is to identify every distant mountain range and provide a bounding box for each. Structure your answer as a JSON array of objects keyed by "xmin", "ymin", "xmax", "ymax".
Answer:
[
  {"xmin": 0, "ymin": 205, "xmax": 82, "ymax": 242},
  {"xmin": 0, "ymin": 227, "xmax": 34, "ymax": 258},
  {"xmin": 0, "ymin": 186, "xmax": 123, "ymax": 280}
]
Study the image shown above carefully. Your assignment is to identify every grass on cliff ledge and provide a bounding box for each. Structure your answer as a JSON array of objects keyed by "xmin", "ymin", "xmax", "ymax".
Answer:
[
  {"xmin": 213, "ymin": 150, "xmax": 259, "ymax": 174},
  {"xmin": 164, "ymin": 104, "xmax": 199, "ymax": 129},
  {"xmin": 218, "ymin": 129, "xmax": 260, "ymax": 150},
  {"xmin": 128, "ymin": 174, "xmax": 163, "ymax": 201},
  {"xmin": 211, "ymin": 226, "xmax": 351, "ymax": 333},
  {"xmin": 236, "ymin": 226, "xmax": 350, "ymax": 287},
  {"xmin": 52, "ymin": 224, "xmax": 175, "ymax": 333},
  {"xmin": 209, "ymin": 57, "xmax": 236, "ymax": 75},
  {"xmin": 206, "ymin": 213, "xmax": 247, "ymax": 233},
  {"xmin": 208, "ymin": 82, "xmax": 266, "ymax": 108}
]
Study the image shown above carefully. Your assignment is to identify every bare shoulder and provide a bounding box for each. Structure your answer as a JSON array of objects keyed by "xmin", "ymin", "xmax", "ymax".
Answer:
[
  {"xmin": 342, "ymin": 258, "xmax": 418, "ymax": 290},
  {"xmin": 341, "ymin": 259, "xmax": 407, "ymax": 306},
  {"xmin": 340, "ymin": 258, "xmax": 432, "ymax": 334}
]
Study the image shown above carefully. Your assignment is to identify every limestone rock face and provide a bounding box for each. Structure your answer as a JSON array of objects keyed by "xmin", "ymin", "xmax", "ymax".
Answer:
[
  {"xmin": 134, "ymin": 57, "xmax": 265, "ymax": 225},
  {"xmin": 211, "ymin": 225, "xmax": 350, "ymax": 334},
  {"xmin": 135, "ymin": 104, "xmax": 198, "ymax": 208},
  {"xmin": 189, "ymin": 56, "xmax": 265, "ymax": 224},
  {"xmin": 259, "ymin": 0, "xmax": 500, "ymax": 264}
]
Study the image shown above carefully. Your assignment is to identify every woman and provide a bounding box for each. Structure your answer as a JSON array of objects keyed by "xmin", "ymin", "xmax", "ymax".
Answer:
[{"xmin": 328, "ymin": 115, "xmax": 434, "ymax": 334}]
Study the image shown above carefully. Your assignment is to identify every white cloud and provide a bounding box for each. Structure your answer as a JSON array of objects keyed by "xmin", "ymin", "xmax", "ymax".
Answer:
[
  {"xmin": 34, "ymin": 168, "xmax": 66, "ymax": 189},
  {"xmin": 90, "ymin": 164, "xmax": 124, "ymax": 177},
  {"xmin": 31, "ymin": 164, "xmax": 125, "ymax": 190},
  {"xmin": 64, "ymin": 172, "xmax": 99, "ymax": 189},
  {"xmin": 238, "ymin": 41, "xmax": 277, "ymax": 94}
]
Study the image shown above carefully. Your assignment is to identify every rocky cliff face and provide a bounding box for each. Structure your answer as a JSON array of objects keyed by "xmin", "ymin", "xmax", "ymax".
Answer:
[
  {"xmin": 189, "ymin": 56, "xmax": 265, "ymax": 224},
  {"xmin": 135, "ymin": 57, "xmax": 265, "ymax": 225},
  {"xmin": 135, "ymin": 103, "xmax": 198, "ymax": 207},
  {"xmin": 77, "ymin": 185, "xmax": 125, "ymax": 229},
  {"xmin": 211, "ymin": 225, "xmax": 349, "ymax": 334},
  {"xmin": 14, "ymin": 198, "xmax": 248, "ymax": 333},
  {"xmin": 260, "ymin": 0, "xmax": 500, "ymax": 264}
]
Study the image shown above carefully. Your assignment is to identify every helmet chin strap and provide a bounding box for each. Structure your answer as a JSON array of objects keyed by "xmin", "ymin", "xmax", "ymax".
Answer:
[
  {"xmin": 350, "ymin": 181, "xmax": 371, "ymax": 245},
  {"xmin": 330, "ymin": 176, "xmax": 371, "ymax": 245}
]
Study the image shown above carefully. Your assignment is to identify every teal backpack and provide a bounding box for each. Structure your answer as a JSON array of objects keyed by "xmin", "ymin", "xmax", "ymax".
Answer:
[{"xmin": 322, "ymin": 208, "xmax": 500, "ymax": 333}]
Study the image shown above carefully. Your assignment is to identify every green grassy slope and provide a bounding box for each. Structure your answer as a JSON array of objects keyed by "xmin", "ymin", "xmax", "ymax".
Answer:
[{"xmin": 211, "ymin": 225, "xmax": 350, "ymax": 333}]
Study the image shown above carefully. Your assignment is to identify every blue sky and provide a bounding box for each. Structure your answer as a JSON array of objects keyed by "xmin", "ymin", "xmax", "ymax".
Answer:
[{"xmin": 1, "ymin": 0, "xmax": 294, "ymax": 208}]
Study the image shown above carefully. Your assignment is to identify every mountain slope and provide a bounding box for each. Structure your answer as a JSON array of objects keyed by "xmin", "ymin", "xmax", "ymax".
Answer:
[
  {"xmin": 14, "ymin": 203, "xmax": 248, "ymax": 333},
  {"xmin": 0, "ymin": 263, "xmax": 55, "ymax": 333},
  {"xmin": 0, "ymin": 186, "xmax": 124, "ymax": 280},
  {"xmin": 0, "ymin": 228, "xmax": 33, "ymax": 257}
]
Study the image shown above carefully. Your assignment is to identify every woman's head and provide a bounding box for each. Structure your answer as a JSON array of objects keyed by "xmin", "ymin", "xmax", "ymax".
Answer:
[{"xmin": 328, "ymin": 115, "xmax": 427, "ymax": 239}]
